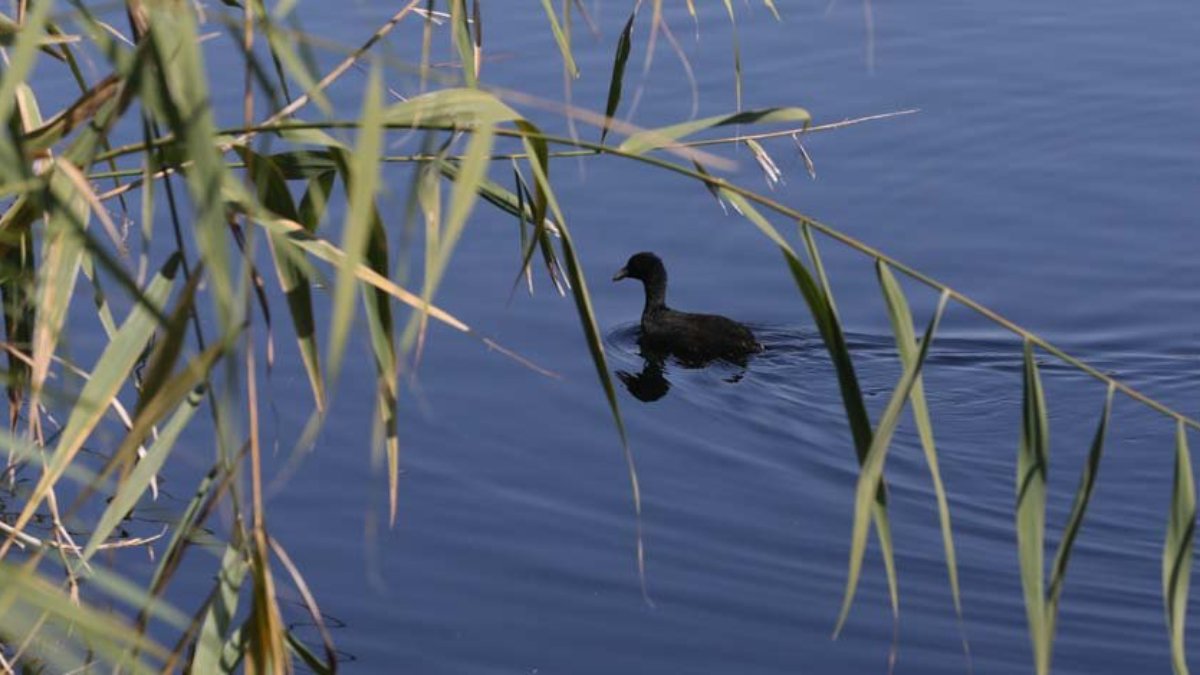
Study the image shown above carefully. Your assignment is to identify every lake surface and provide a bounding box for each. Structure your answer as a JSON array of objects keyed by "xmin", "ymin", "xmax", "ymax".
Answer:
[{"xmin": 76, "ymin": 0, "xmax": 1200, "ymax": 672}]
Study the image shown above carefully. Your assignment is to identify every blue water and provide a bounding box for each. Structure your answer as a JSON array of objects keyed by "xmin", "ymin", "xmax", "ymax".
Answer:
[
  {"xmin": 264, "ymin": 1, "xmax": 1199, "ymax": 672},
  {"xmin": 41, "ymin": 0, "xmax": 1200, "ymax": 672}
]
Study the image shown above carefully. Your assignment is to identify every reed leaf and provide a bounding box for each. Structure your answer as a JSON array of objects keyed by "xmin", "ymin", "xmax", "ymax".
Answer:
[
  {"xmin": 1165, "ymin": 421, "xmax": 1195, "ymax": 675},
  {"xmin": 838, "ymin": 289, "xmax": 949, "ymax": 634},
  {"xmin": 32, "ymin": 164, "xmax": 92, "ymax": 405},
  {"xmin": 599, "ymin": 9, "xmax": 636, "ymax": 144},
  {"xmin": 360, "ymin": 206, "xmax": 400, "ymax": 525},
  {"xmin": 81, "ymin": 385, "xmax": 205, "ymax": 564},
  {"xmin": 539, "ymin": 0, "xmax": 579, "ymax": 78},
  {"xmin": 0, "ymin": 254, "xmax": 180, "ymax": 555},
  {"xmin": 451, "ymin": 0, "xmax": 477, "ymax": 87},
  {"xmin": 192, "ymin": 543, "xmax": 249, "ymax": 674},
  {"xmin": 145, "ymin": 3, "xmax": 235, "ymax": 330},
  {"xmin": 237, "ymin": 147, "xmax": 326, "ymax": 410},
  {"xmin": 328, "ymin": 65, "xmax": 384, "ymax": 380},
  {"xmin": 877, "ymin": 261, "xmax": 961, "ymax": 617},
  {"xmin": 619, "ymin": 107, "xmax": 810, "ymax": 155},
  {"xmin": 515, "ymin": 120, "xmax": 648, "ymax": 593},
  {"xmin": 1017, "ymin": 340, "xmax": 1051, "ymax": 675},
  {"xmin": 0, "ymin": 0, "xmax": 48, "ymax": 183},
  {"xmin": 413, "ymin": 121, "xmax": 497, "ymax": 344},
  {"xmin": 0, "ymin": 562, "xmax": 166, "ymax": 673},
  {"xmin": 716, "ymin": 190, "xmax": 899, "ymax": 629},
  {"xmin": 148, "ymin": 455, "xmax": 238, "ymax": 595},
  {"xmin": 384, "ymin": 87, "xmax": 521, "ymax": 128}
]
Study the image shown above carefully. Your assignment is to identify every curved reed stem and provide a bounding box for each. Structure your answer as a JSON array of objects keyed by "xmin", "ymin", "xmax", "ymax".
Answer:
[{"xmin": 85, "ymin": 118, "xmax": 1200, "ymax": 433}]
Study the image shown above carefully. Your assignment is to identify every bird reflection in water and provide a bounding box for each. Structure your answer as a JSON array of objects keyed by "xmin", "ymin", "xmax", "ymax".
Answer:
[{"xmin": 616, "ymin": 340, "xmax": 750, "ymax": 403}]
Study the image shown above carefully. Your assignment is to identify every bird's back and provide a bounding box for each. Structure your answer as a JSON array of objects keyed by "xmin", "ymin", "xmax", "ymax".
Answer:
[{"xmin": 641, "ymin": 308, "xmax": 762, "ymax": 364}]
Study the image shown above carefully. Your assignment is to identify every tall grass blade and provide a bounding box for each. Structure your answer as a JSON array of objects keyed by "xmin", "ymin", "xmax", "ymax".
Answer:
[
  {"xmin": 384, "ymin": 87, "xmax": 520, "ymax": 127},
  {"xmin": 238, "ymin": 147, "xmax": 326, "ymax": 410},
  {"xmin": 1017, "ymin": 340, "xmax": 1051, "ymax": 675},
  {"xmin": 1165, "ymin": 421, "xmax": 1195, "ymax": 675},
  {"xmin": 1046, "ymin": 383, "xmax": 1113, "ymax": 643},
  {"xmin": 0, "ymin": 0, "xmax": 49, "ymax": 182},
  {"xmin": 81, "ymin": 387, "xmax": 204, "ymax": 564},
  {"xmin": 539, "ymin": 0, "xmax": 579, "ymax": 78},
  {"xmin": 191, "ymin": 543, "xmax": 249, "ymax": 674},
  {"xmin": 145, "ymin": 3, "xmax": 235, "ymax": 331},
  {"xmin": 619, "ymin": 107, "xmax": 809, "ymax": 155},
  {"xmin": 361, "ymin": 207, "xmax": 401, "ymax": 525},
  {"xmin": 411, "ymin": 122, "xmax": 496, "ymax": 348},
  {"xmin": 327, "ymin": 65, "xmax": 384, "ymax": 380},
  {"xmin": 451, "ymin": 0, "xmax": 477, "ymax": 86},
  {"xmin": 507, "ymin": 159, "xmax": 568, "ymax": 295},
  {"xmin": 32, "ymin": 166, "xmax": 91, "ymax": 408},
  {"xmin": 801, "ymin": 222, "xmax": 838, "ymax": 318},
  {"xmin": 837, "ymin": 289, "xmax": 949, "ymax": 634},
  {"xmin": 717, "ymin": 190, "xmax": 898, "ymax": 629},
  {"xmin": 517, "ymin": 121, "xmax": 647, "ymax": 597},
  {"xmin": 877, "ymin": 261, "xmax": 961, "ymax": 617},
  {"xmin": 600, "ymin": 10, "xmax": 636, "ymax": 144}
]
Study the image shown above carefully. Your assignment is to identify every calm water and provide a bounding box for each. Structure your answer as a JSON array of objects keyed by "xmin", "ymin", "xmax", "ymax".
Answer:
[{"xmin": 68, "ymin": 0, "xmax": 1200, "ymax": 672}]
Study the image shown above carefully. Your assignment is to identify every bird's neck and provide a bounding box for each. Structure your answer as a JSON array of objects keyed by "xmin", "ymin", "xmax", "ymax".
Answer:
[{"xmin": 641, "ymin": 272, "xmax": 668, "ymax": 316}]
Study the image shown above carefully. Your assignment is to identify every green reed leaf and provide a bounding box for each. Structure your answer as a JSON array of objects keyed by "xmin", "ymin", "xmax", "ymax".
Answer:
[
  {"xmin": 145, "ymin": 3, "xmax": 235, "ymax": 331},
  {"xmin": 0, "ymin": 562, "xmax": 167, "ymax": 673},
  {"xmin": 1045, "ymin": 383, "xmax": 1113, "ymax": 647},
  {"xmin": 32, "ymin": 164, "xmax": 91, "ymax": 402},
  {"xmin": 82, "ymin": 385, "xmax": 205, "ymax": 564},
  {"xmin": 328, "ymin": 65, "xmax": 385, "ymax": 380},
  {"xmin": 716, "ymin": 190, "xmax": 898, "ymax": 630},
  {"xmin": 802, "ymin": 223, "xmax": 838, "ymax": 318},
  {"xmin": 192, "ymin": 543, "xmax": 249, "ymax": 674},
  {"xmin": 428, "ymin": 126, "xmax": 495, "ymax": 301},
  {"xmin": 619, "ymin": 107, "xmax": 809, "ymax": 155},
  {"xmin": 0, "ymin": 0, "xmax": 48, "ymax": 184},
  {"xmin": 600, "ymin": 10, "xmax": 635, "ymax": 144},
  {"xmin": 360, "ymin": 206, "xmax": 400, "ymax": 525},
  {"xmin": 384, "ymin": 87, "xmax": 519, "ymax": 127},
  {"xmin": 514, "ymin": 119, "xmax": 649, "ymax": 594},
  {"xmin": 262, "ymin": 19, "xmax": 329, "ymax": 112},
  {"xmin": 451, "ymin": 0, "xmax": 477, "ymax": 87},
  {"xmin": 839, "ymin": 289, "xmax": 949, "ymax": 634},
  {"xmin": 539, "ymin": 0, "xmax": 579, "ymax": 78},
  {"xmin": 1017, "ymin": 340, "xmax": 1051, "ymax": 675},
  {"xmin": 1165, "ymin": 421, "xmax": 1195, "ymax": 675},
  {"xmin": 877, "ymin": 261, "xmax": 961, "ymax": 618},
  {"xmin": 237, "ymin": 147, "xmax": 325, "ymax": 411}
]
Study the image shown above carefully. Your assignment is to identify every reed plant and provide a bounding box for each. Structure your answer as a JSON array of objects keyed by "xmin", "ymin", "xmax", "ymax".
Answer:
[{"xmin": 0, "ymin": 1, "xmax": 1192, "ymax": 672}]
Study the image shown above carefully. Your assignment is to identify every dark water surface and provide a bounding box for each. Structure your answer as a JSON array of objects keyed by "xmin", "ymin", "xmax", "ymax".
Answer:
[{"xmin": 101, "ymin": 0, "xmax": 1200, "ymax": 672}]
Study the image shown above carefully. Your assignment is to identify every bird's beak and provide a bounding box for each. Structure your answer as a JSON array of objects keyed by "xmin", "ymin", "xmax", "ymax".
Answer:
[{"xmin": 612, "ymin": 266, "xmax": 629, "ymax": 282}]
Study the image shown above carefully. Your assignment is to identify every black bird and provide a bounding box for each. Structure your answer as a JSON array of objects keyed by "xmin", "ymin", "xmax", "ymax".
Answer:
[{"xmin": 613, "ymin": 252, "xmax": 762, "ymax": 365}]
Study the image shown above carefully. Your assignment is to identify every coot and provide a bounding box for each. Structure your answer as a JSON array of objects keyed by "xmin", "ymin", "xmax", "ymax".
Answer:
[{"xmin": 613, "ymin": 252, "xmax": 762, "ymax": 364}]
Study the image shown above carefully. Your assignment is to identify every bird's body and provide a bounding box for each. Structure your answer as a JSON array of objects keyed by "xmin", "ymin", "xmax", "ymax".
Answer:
[{"xmin": 613, "ymin": 252, "xmax": 762, "ymax": 365}]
